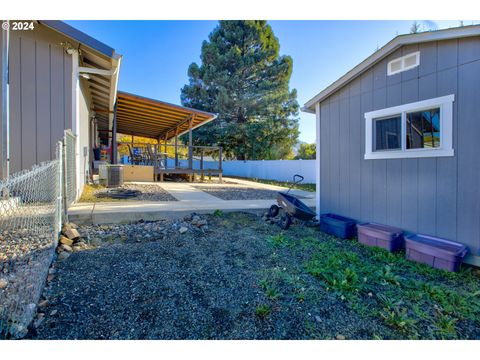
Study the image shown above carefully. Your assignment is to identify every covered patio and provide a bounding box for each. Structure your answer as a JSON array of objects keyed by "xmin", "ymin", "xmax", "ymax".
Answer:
[{"xmin": 98, "ymin": 91, "xmax": 222, "ymax": 182}]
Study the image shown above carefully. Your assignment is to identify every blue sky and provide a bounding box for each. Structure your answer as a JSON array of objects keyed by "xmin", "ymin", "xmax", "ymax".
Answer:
[{"xmin": 66, "ymin": 20, "xmax": 467, "ymax": 143}]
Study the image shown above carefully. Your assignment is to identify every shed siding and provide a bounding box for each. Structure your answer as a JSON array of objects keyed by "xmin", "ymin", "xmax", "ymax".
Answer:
[
  {"xmin": 8, "ymin": 25, "xmax": 73, "ymax": 174},
  {"xmin": 317, "ymin": 37, "xmax": 480, "ymax": 264}
]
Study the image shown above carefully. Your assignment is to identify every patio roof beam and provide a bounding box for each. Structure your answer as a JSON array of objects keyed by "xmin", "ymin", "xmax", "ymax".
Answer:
[
  {"xmin": 157, "ymin": 114, "xmax": 193, "ymax": 141},
  {"xmin": 115, "ymin": 91, "xmax": 216, "ymax": 143},
  {"xmin": 115, "ymin": 107, "xmax": 187, "ymax": 124}
]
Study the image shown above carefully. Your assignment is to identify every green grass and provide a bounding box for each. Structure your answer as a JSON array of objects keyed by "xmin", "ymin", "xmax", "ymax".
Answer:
[
  {"xmin": 253, "ymin": 220, "xmax": 480, "ymax": 339},
  {"xmin": 213, "ymin": 209, "xmax": 224, "ymax": 217},
  {"xmin": 266, "ymin": 233, "xmax": 290, "ymax": 247},
  {"xmin": 78, "ymin": 184, "xmax": 126, "ymax": 203},
  {"xmin": 300, "ymin": 236, "xmax": 480, "ymax": 338},
  {"xmin": 255, "ymin": 305, "xmax": 272, "ymax": 319},
  {"xmin": 230, "ymin": 176, "xmax": 316, "ymax": 192}
]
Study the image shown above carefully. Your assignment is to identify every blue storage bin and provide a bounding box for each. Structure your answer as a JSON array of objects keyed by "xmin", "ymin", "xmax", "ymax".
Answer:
[{"xmin": 320, "ymin": 213, "xmax": 357, "ymax": 239}]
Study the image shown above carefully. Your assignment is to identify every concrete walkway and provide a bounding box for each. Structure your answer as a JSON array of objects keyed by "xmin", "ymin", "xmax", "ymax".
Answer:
[{"xmin": 69, "ymin": 177, "xmax": 315, "ymax": 225}]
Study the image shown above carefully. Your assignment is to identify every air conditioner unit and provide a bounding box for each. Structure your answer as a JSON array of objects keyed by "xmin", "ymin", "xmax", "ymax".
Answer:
[{"xmin": 107, "ymin": 165, "xmax": 124, "ymax": 188}]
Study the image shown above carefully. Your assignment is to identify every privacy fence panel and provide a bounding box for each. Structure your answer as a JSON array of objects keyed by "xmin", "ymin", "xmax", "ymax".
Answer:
[
  {"xmin": 205, "ymin": 159, "xmax": 316, "ymax": 183},
  {"xmin": 0, "ymin": 142, "xmax": 63, "ymax": 338}
]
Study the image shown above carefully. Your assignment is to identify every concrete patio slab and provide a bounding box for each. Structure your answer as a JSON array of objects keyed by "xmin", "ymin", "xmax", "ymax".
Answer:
[{"xmin": 68, "ymin": 178, "xmax": 316, "ymax": 225}]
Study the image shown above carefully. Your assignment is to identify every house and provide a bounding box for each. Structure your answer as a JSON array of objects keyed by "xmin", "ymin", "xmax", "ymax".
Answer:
[
  {"xmin": 0, "ymin": 21, "xmax": 219, "ymax": 201},
  {"xmin": 303, "ymin": 26, "xmax": 480, "ymax": 265},
  {"xmin": 1, "ymin": 20, "xmax": 121, "ymax": 198}
]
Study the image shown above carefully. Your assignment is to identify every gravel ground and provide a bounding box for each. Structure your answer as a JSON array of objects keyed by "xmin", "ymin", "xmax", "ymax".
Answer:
[
  {"xmin": 32, "ymin": 212, "xmax": 480, "ymax": 340},
  {"xmin": 94, "ymin": 184, "xmax": 177, "ymax": 202},
  {"xmin": 34, "ymin": 213, "xmax": 388, "ymax": 340},
  {"xmin": 1, "ymin": 223, "xmax": 58, "ymax": 338},
  {"xmin": 193, "ymin": 185, "xmax": 303, "ymax": 200}
]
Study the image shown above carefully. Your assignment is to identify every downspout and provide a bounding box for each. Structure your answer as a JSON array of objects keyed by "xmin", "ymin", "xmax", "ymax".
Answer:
[
  {"xmin": 1, "ymin": 20, "xmax": 9, "ymax": 181},
  {"xmin": 68, "ymin": 48, "xmax": 81, "ymax": 200},
  {"xmin": 315, "ymin": 102, "xmax": 321, "ymax": 220}
]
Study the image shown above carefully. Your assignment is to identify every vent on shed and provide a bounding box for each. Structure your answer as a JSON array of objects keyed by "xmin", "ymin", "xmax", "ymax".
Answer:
[{"xmin": 387, "ymin": 51, "xmax": 420, "ymax": 76}]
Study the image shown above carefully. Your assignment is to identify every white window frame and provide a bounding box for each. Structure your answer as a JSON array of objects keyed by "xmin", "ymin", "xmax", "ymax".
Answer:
[
  {"xmin": 364, "ymin": 94, "xmax": 455, "ymax": 160},
  {"xmin": 387, "ymin": 51, "xmax": 420, "ymax": 76}
]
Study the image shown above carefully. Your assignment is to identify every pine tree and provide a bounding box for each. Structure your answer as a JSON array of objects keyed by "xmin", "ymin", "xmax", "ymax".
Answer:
[{"xmin": 181, "ymin": 21, "xmax": 299, "ymax": 160}]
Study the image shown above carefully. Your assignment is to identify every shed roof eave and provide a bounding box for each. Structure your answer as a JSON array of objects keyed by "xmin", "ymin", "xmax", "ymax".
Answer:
[{"xmin": 302, "ymin": 25, "xmax": 480, "ymax": 112}]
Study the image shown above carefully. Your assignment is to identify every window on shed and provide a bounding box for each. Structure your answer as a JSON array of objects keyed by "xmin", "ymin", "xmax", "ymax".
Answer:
[
  {"xmin": 373, "ymin": 115, "xmax": 402, "ymax": 151},
  {"xmin": 406, "ymin": 108, "xmax": 441, "ymax": 149},
  {"xmin": 364, "ymin": 95, "xmax": 454, "ymax": 159}
]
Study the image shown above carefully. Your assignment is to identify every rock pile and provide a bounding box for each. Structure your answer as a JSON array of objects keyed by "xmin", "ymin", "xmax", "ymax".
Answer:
[
  {"xmin": 176, "ymin": 213, "xmax": 209, "ymax": 234},
  {"xmin": 56, "ymin": 223, "xmax": 89, "ymax": 260}
]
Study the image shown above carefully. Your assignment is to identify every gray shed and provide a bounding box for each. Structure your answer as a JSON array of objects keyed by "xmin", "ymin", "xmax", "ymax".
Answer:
[{"xmin": 303, "ymin": 25, "xmax": 480, "ymax": 266}]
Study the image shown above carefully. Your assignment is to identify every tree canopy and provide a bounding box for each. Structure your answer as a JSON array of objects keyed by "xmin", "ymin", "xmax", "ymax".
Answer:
[
  {"xmin": 294, "ymin": 143, "xmax": 316, "ymax": 160},
  {"xmin": 181, "ymin": 20, "xmax": 299, "ymax": 160}
]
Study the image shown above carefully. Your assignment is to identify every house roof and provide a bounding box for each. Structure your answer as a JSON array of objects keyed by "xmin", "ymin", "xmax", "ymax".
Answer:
[
  {"xmin": 115, "ymin": 91, "xmax": 217, "ymax": 140},
  {"xmin": 303, "ymin": 25, "xmax": 480, "ymax": 113},
  {"xmin": 39, "ymin": 20, "xmax": 115, "ymax": 57},
  {"xmin": 38, "ymin": 21, "xmax": 122, "ymax": 142}
]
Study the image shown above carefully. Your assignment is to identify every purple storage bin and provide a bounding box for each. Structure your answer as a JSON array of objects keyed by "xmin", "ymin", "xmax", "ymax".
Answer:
[
  {"xmin": 357, "ymin": 223, "xmax": 404, "ymax": 252},
  {"xmin": 405, "ymin": 234, "xmax": 469, "ymax": 272}
]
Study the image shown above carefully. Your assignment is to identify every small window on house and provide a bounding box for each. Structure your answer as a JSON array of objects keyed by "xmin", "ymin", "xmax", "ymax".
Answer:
[
  {"xmin": 387, "ymin": 51, "xmax": 420, "ymax": 76},
  {"xmin": 364, "ymin": 95, "xmax": 454, "ymax": 160}
]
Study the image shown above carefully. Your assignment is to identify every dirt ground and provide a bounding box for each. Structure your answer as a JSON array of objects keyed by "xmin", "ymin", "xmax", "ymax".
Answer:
[{"xmin": 33, "ymin": 212, "xmax": 480, "ymax": 340}]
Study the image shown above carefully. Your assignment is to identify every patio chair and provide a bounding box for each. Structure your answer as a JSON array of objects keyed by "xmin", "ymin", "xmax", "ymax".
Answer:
[
  {"xmin": 128, "ymin": 144, "xmax": 143, "ymax": 165},
  {"xmin": 147, "ymin": 144, "xmax": 167, "ymax": 169}
]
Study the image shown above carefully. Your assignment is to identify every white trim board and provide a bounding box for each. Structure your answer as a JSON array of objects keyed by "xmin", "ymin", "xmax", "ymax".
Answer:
[
  {"xmin": 387, "ymin": 51, "xmax": 420, "ymax": 76},
  {"xmin": 364, "ymin": 94, "xmax": 455, "ymax": 160}
]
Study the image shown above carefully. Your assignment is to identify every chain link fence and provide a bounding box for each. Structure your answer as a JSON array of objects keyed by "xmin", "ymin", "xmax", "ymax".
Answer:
[{"xmin": 0, "ymin": 141, "xmax": 63, "ymax": 338}]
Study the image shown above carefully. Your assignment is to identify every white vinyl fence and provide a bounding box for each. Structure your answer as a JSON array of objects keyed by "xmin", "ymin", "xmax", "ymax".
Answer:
[{"xmin": 212, "ymin": 159, "xmax": 316, "ymax": 183}]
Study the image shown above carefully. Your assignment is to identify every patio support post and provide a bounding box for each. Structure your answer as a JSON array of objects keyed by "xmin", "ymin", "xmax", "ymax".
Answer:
[
  {"xmin": 111, "ymin": 101, "xmax": 118, "ymax": 164},
  {"xmin": 188, "ymin": 115, "xmax": 194, "ymax": 171},
  {"xmin": 175, "ymin": 126, "xmax": 179, "ymax": 169},
  {"xmin": 200, "ymin": 149, "xmax": 204, "ymax": 181},
  {"xmin": 219, "ymin": 146, "xmax": 223, "ymax": 183},
  {"xmin": 164, "ymin": 132, "xmax": 168, "ymax": 154}
]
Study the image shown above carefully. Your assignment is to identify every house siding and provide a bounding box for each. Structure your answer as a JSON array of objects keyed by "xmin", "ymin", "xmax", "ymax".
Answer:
[
  {"xmin": 0, "ymin": 31, "xmax": 4, "ymax": 178},
  {"xmin": 8, "ymin": 24, "xmax": 73, "ymax": 174},
  {"xmin": 317, "ymin": 37, "xmax": 480, "ymax": 265}
]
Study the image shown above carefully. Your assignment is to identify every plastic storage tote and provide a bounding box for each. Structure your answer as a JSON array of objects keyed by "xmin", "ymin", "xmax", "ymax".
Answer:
[
  {"xmin": 357, "ymin": 223, "xmax": 404, "ymax": 252},
  {"xmin": 405, "ymin": 234, "xmax": 468, "ymax": 272},
  {"xmin": 320, "ymin": 213, "xmax": 357, "ymax": 239}
]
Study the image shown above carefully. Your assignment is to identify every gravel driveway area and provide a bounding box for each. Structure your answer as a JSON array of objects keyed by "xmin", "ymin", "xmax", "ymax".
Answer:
[
  {"xmin": 193, "ymin": 185, "xmax": 300, "ymax": 200},
  {"xmin": 33, "ymin": 212, "xmax": 480, "ymax": 340}
]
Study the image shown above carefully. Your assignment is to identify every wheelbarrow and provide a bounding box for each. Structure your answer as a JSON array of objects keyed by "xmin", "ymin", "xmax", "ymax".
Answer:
[{"xmin": 268, "ymin": 174, "xmax": 316, "ymax": 230}]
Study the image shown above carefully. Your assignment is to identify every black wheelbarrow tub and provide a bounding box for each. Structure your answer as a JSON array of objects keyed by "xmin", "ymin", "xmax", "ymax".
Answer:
[{"xmin": 277, "ymin": 192, "xmax": 316, "ymax": 221}]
